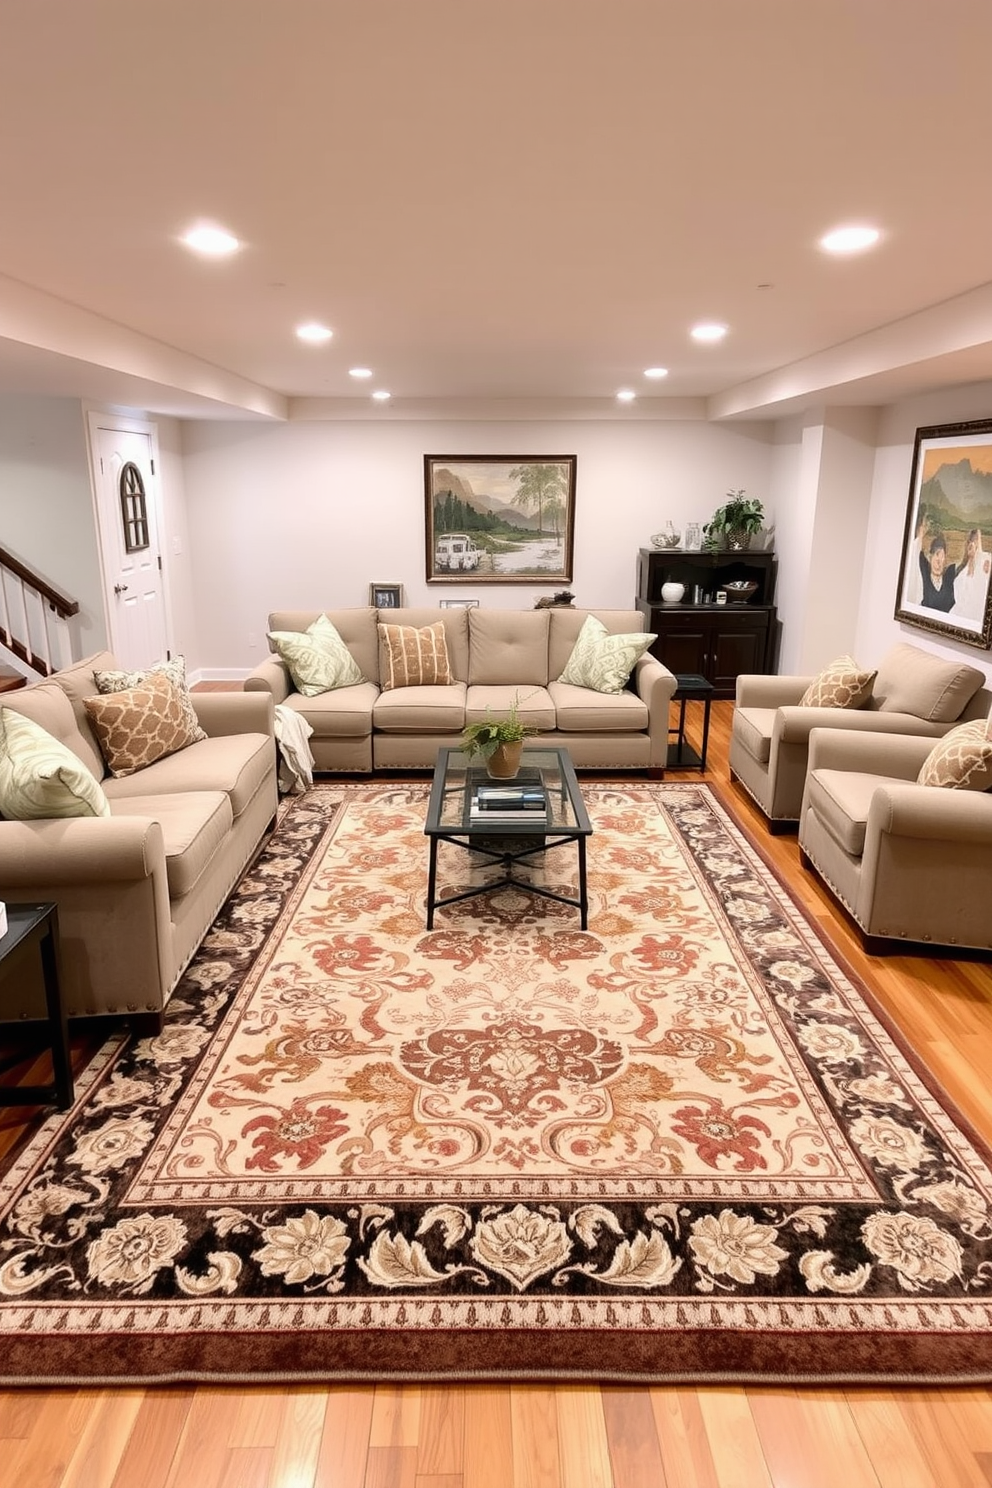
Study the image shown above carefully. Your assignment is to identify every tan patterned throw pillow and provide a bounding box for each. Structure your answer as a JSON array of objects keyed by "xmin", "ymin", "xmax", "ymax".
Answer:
[
  {"xmin": 378, "ymin": 621, "xmax": 452, "ymax": 689},
  {"xmin": 799, "ymin": 656, "xmax": 876, "ymax": 709},
  {"xmin": 917, "ymin": 714, "xmax": 992, "ymax": 790},
  {"xmin": 94, "ymin": 654, "xmax": 207, "ymax": 743},
  {"xmin": 83, "ymin": 671, "xmax": 202, "ymax": 777}
]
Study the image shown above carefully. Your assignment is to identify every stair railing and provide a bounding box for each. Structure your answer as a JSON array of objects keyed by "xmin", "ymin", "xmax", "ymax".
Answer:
[{"xmin": 0, "ymin": 544, "xmax": 79, "ymax": 678}]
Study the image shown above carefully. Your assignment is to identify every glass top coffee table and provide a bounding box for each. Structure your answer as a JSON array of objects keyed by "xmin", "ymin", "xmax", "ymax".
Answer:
[{"xmin": 424, "ymin": 746, "xmax": 593, "ymax": 929}]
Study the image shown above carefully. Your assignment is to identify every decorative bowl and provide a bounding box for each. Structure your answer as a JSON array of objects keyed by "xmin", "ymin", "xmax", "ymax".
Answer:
[
  {"xmin": 660, "ymin": 581, "xmax": 685, "ymax": 603},
  {"xmin": 651, "ymin": 528, "xmax": 682, "ymax": 549},
  {"xmin": 724, "ymin": 580, "xmax": 759, "ymax": 604}
]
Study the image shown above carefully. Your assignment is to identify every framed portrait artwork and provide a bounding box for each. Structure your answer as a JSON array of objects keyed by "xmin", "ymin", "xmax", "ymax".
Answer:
[
  {"xmin": 370, "ymin": 583, "xmax": 403, "ymax": 609},
  {"xmin": 425, "ymin": 455, "xmax": 576, "ymax": 584},
  {"xmin": 894, "ymin": 420, "xmax": 992, "ymax": 649}
]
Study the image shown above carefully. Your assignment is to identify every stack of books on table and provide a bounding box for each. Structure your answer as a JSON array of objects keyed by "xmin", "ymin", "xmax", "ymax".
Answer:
[{"xmin": 469, "ymin": 778, "xmax": 548, "ymax": 823}]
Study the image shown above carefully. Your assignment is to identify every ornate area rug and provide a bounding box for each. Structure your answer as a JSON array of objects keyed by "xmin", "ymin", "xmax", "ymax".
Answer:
[{"xmin": 2, "ymin": 782, "xmax": 991, "ymax": 1385}]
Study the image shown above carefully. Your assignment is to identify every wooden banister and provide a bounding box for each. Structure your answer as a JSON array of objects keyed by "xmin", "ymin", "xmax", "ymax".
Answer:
[{"xmin": 0, "ymin": 544, "xmax": 78, "ymax": 619}]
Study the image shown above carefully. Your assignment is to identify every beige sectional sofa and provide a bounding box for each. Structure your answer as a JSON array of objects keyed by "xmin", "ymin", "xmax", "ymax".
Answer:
[
  {"xmin": 0, "ymin": 651, "xmax": 277, "ymax": 1026},
  {"xmin": 730, "ymin": 642, "xmax": 990, "ymax": 827},
  {"xmin": 245, "ymin": 606, "xmax": 677, "ymax": 771}
]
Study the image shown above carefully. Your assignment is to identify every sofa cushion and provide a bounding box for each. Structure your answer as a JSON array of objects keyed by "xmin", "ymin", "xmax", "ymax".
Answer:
[
  {"xmin": 557, "ymin": 614, "xmax": 656, "ymax": 694},
  {"xmin": 732, "ymin": 707, "xmax": 776, "ymax": 765},
  {"xmin": 548, "ymin": 682, "xmax": 649, "ymax": 733},
  {"xmin": 268, "ymin": 614, "xmax": 365, "ymax": 697},
  {"xmin": 548, "ymin": 609, "xmax": 646, "ymax": 680},
  {"xmin": 917, "ymin": 714, "xmax": 992, "ymax": 790},
  {"xmin": 373, "ymin": 681, "xmax": 467, "ymax": 733},
  {"xmin": 268, "ymin": 608, "xmax": 381, "ymax": 683},
  {"xmin": 805, "ymin": 769, "xmax": 890, "ymax": 857},
  {"xmin": 282, "ymin": 682, "xmax": 379, "ymax": 739},
  {"xmin": 94, "ymin": 654, "xmax": 207, "ymax": 743},
  {"xmin": 102, "ymin": 731, "xmax": 272, "ymax": 818},
  {"xmin": 378, "ymin": 621, "xmax": 452, "ymax": 689},
  {"xmin": 872, "ymin": 643, "xmax": 985, "ymax": 722},
  {"xmin": 40, "ymin": 652, "xmax": 113, "ymax": 780},
  {"xmin": 0, "ymin": 706, "xmax": 110, "ymax": 820},
  {"xmin": 465, "ymin": 685, "xmax": 556, "ymax": 732},
  {"xmin": 468, "ymin": 609, "xmax": 550, "ymax": 686},
  {"xmin": 798, "ymin": 656, "xmax": 876, "ymax": 709},
  {"xmin": 84, "ymin": 672, "xmax": 202, "ymax": 778},
  {"xmin": 109, "ymin": 791, "xmax": 233, "ymax": 898}
]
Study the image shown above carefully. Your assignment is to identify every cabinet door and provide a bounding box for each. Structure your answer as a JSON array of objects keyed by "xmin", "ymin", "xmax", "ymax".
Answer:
[
  {"xmin": 651, "ymin": 625, "xmax": 709, "ymax": 676},
  {"xmin": 709, "ymin": 618, "xmax": 769, "ymax": 693}
]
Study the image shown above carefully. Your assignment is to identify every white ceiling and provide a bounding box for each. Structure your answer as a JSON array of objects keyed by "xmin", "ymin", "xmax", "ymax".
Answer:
[{"xmin": 3, "ymin": 0, "xmax": 992, "ymax": 422}]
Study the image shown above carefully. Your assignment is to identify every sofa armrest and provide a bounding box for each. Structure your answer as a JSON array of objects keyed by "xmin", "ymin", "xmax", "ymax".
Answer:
[
  {"xmin": 777, "ymin": 707, "xmax": 942, "ymax": 748},
  {"xmin": 868, "ymin": 781, "xmax": 992, "ymax": 845},
  {"xmin": 0, "ymin": 815, "xmax": 166, "ymax": 885},
  {"xmin": 806, "ymin": 727, "xmax": 933, "ymax": 779},
  {"xmin": 631, "ymin": 654, "xmax": 677, "ymax": 768},
  {"xmin": 192, "ymin": 690, "xmax": 275, "ymax": 737},
  {"xmin": 244, "ymin": 658, "xmax": 291, "ymax": 704},
  {"xmin": 736, "ymin": 674, "xmax": 812, "ymax": 708}
]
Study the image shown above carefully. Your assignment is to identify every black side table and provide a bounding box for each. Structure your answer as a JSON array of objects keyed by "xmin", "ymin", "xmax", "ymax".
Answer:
[
  {"xmin": 0, "ymin": 903, "xmax": 74, "ymax": 1110},
  {"xmin": 669, "ymin": 674, "xmax": 714, "ymax": 771}
]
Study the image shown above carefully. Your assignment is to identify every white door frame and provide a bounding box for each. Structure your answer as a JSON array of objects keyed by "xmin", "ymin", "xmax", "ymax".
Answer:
[{"xmin": 84, "ymin": 409, "xmax": 172, "ymax": 663}]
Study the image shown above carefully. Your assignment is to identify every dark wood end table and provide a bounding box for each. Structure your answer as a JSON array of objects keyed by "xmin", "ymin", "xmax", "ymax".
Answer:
[
  {"xmin": 0, "ymin": 902, "xmax": 74, "ymax": 1110},
  {"xmin": 669, "ymin": 673, "xmax": 714, "ymax": 770}
]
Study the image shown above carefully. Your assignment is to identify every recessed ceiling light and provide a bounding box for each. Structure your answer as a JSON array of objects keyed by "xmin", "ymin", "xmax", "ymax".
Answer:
[
  {"xmin": 690, "ymin": 323, "xmax": 728, "ymax": 343},
  {"xmin": 181, "ymin": 224, "xmax": 241, "ymax": 257},
  {"xmin": 372, "ymin": 389, "xmax": 391, "ymax": 401},
  {"xmin": 296, "ymin": 322, "xmax": 333, "ymax": 343},
  {"xmin": 349, "ymin": 367, "xmax": 373, "ymax": 379},
  {"xmin": 643, "ymin": 367, "xmax": 669, "ymax": 380},
  {"xmin": 616, "ymin": 389, "xmax": 636, "ymax": 402},
  {"xmin": 819, "ymin": 224, "xmax": 881, "ymax": 255}
]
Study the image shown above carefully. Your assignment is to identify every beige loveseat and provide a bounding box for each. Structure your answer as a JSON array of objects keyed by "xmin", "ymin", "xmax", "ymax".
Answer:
[
  {"xmin": 730, "ymin": 643, "xmax": 990, "ymax": 828},
  {"xmin": 798, "ymin": 728, "xmax": 992, "ymax": 953},
  {"xmin": 0, "ymin": 652, "xmax": 277, "ymax": 1026},
  {"xmin": 245, "ymin": 606, "xmax": 677, "ymax": 772}
]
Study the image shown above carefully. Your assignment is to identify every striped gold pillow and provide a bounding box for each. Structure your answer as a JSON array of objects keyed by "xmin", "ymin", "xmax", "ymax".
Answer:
[{"xmin": 377, "ymin": 622, "xmax": 452, "ymax": 690}]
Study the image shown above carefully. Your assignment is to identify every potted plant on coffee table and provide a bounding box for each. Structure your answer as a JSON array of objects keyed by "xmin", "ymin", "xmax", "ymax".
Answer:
[
  {"xmin": 703, "ymin": 489, "xmax": 765, "ymax": 551},
  {"xmin": 459, "ymin": 695, "xmax": 534, "ymax": 779}
]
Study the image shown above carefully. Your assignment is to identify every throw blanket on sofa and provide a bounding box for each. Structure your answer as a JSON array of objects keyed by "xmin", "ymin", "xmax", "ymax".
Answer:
[{"xmin": 274, "ymin": 703, "xmax": 314, "ymax": 794}]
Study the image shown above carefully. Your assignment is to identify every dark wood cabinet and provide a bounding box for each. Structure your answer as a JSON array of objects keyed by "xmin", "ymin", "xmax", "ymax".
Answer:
[{"xmin": 635, "ymin": 548, "xmax": 779, "ymax": 698}]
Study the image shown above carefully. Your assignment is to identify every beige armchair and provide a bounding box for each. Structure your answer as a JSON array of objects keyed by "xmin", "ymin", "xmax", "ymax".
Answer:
[
  {"xmin": 729, "ymin": 644, "xmax": 989, "ymax": 829},
  {"xmin": 798, "ymin": 727, "xmax": 992, "ymax": 953}
]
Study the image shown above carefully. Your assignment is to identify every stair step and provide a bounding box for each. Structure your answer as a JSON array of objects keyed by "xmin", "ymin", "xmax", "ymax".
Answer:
[{"xmin": 0, "ymin": 666, "xmax": 27, "ymax": 693}]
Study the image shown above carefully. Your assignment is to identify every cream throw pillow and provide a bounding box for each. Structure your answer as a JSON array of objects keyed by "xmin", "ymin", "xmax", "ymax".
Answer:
[
  {"xmin": 917, "ymin": 714, "xmax": 992, "ymax": 790},
  {"xmin": 83, "ymin": 671, "xmax": 201, "ymax": 778},
  {"xmin": 94, "ymin": 654, "xmax": 207, "ymax": 743},
  {"xmin": 799, "ymin": 656, "xmax": 876, "ymax": 709},
  {"xmin": 0, "ymin": 706, "xmax": 110, "ymax": 819},
  {"xmin": 268, "ymin": 614, "xmax": 365, "ymax": 697},
  {"xmin": 557, "ymin": 615, "xmax": 656, "ymax": 694},
  {"xmin": 378, "ymin": 621, "xmax": 452, "ymax": 689}
]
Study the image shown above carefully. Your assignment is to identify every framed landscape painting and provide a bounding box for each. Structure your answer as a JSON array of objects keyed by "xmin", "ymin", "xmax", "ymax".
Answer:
[
  {"xmin": 894, "ymin": 419, "xmax": 992, "ymax": 649},
  {"xmin": 425, "ymin": 455, "xmax": 576, "ymax": 584}
]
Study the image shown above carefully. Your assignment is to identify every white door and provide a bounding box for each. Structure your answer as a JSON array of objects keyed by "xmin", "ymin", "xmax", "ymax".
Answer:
[{"xmin": 90, "ymin": 420, "xmax": 169, "ymax": 669}]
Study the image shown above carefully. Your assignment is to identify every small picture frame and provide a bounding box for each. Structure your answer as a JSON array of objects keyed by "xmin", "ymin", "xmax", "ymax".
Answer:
[
  {"xmin": 439, "ymin": 598, "xmax": 480, "ymax": 609},
  {"xmin": 370, "ymin": 583, "xmax": 403, "ymax": 609}
]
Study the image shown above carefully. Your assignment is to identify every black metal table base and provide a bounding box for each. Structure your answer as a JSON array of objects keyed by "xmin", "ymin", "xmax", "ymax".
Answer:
[
  {"xmin": 0, "ymin": 904, "xmax": 73, "ymax": 1110},
  {"xmin": 426, "ymin": 833, "xmax": 588, "ymax": 929}
]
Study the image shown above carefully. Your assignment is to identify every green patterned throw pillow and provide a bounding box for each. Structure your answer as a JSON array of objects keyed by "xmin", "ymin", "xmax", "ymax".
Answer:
[
  {"xmin": 268, "ymin": 613, "xmax": 365, "ymax": 697},
  {"xmin": 0, "ymin": 706, "xmax": 110, "ymax": 819},
  {"xmin": 557, "ymin": 615, "xmax": 656, "ymax": 694}
]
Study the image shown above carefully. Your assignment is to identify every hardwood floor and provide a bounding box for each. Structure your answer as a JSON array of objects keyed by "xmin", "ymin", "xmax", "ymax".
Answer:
[{"xmin": 2, "ymin": 697, "xmax": 991, "ymax": 1487}]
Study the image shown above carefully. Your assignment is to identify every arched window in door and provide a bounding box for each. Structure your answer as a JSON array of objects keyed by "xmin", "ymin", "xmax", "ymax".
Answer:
[{"xmin": 119, "ymin": 461, "xmax": 150, "ymax": 552}]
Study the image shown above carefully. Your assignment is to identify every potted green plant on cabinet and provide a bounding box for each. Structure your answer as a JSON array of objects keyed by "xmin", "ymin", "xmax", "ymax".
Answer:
[{"xmin": 704, "ymin": 490, "xmax": 765, "ymax": 551}]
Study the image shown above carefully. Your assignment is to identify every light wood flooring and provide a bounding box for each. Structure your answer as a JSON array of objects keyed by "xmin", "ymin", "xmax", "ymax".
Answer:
[{"xmin": 2, "ymin": 695, "xmax": 991, "ymax": 1487}]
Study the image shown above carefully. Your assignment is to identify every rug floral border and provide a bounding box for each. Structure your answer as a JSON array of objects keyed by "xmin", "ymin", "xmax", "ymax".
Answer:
[{"xmin": 2, "ymin": 783, "xmax": 991, "ymax": 1386}]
